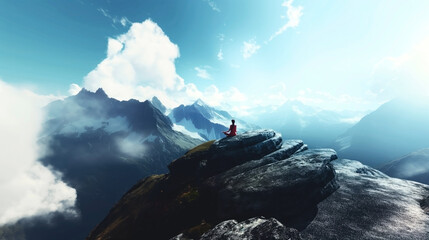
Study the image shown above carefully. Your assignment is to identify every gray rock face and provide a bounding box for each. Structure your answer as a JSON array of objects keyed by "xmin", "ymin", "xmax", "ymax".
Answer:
[
  {"xmin": 170, "ymin": 217, "xmax": 301, "ymax": 240},
  {"xmin": 199, "ymin": 217, "xmax": 301, "ymax": 240},
  {"xmin": 205, "ymin": 148, "xmax": 338, "ymax": 226},
  {"xmin": 168, "ymin": 129, "xmax": 283, "ymax": 180},
  {"xmin": 87, "ymin": 130, "xmax": 339, "ymax": 240},
  {"xmin": 302, "ymin": 159, "xmax": 429, "ymax": 240}
]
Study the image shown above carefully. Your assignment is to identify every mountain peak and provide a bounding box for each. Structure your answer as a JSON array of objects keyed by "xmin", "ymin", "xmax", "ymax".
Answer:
[
  {"xmin": 76, "ymin": 88, "xmax": 108, "ymax": 99},
  {"xmin": 95, "ymin": 88, "xmax": 108, "ymax": 98},
  {"xmin": 151, "ymin": 96, "xmax": 167, "ymax": 114},
  {"xmin": 193, "ymin": 98, "xmax": 207, "ymax": 107}
]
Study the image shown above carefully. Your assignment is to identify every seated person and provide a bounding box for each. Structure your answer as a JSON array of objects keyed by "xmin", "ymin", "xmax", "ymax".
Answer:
[{"xmin": 223, "ymin": 119, "xmax": 237, "ymax": 137}]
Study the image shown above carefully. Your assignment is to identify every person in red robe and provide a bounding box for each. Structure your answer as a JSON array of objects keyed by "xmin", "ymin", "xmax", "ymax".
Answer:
[{"xmin": 223, "ymin": 119, "xmax": 237, "ymax": 137}]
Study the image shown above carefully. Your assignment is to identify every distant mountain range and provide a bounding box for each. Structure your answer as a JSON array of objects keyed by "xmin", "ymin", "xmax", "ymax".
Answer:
[
  {"xmin": 334, "ymin": 97, "xmax": 429, "ymax": 167},
  {"xmin": 4, "ymin": 88, "xmax": 202, "ymax": 240},
  {"xmin": 167, "ymin": 99, "xmax": 258, "ymax": 141},
  {"xmin": 253, "ymin": 100, "xmax": 361, "ymax": 148},
  {"xmin": 380, "ymin": 148, "xmax": 429, "ymax": 184}
]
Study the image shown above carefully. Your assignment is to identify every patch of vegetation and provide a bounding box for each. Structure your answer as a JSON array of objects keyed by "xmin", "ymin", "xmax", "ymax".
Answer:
[
  {"xmin": 183, "ymin": 220, "xmax": 212, "ymax": 239},
  {"xmin": 186, "ymin": 140, "xmax": 215, "ymax": 156},
  {"xmin": 177, "ymin": 185, "xmax": 200, "ymax": 205}
]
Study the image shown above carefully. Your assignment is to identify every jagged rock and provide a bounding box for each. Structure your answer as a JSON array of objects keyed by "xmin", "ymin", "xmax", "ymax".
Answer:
[
  {"xmin": 301, "ymin": 159, "xmax": 429, "ymax": 240},
  {"xmin": 171, "ymin": 217, "xmax": 301, "ymax": 240},
  {"xmin": 168, "ymin": 129, "xmax": 283, "ymax": 180},
  {"xmin": 264, "ymin": 139, "xmax": 304, "ymax": 160},
  {"xmin": 87, "ymin": 130, "xmax": 338, "ymax": 240},
  {"xmin": 205, "ymin": 149, "xmax": 338, "ymax": 226}
]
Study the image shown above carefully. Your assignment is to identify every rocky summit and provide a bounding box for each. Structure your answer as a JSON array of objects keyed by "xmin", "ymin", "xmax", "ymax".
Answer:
[
  {"xmin": 87, "ymin": 130, "xmax": 429, "ymax": 240},
  {"xmin": 87, "ymin": 130, "xmax": 337, "ymax": 240}
]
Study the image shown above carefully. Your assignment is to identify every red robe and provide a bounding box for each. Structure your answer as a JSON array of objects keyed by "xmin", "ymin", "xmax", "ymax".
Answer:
[{"xmin": 224, "ymin": 124, "xmax": 237, "ymax": 137}]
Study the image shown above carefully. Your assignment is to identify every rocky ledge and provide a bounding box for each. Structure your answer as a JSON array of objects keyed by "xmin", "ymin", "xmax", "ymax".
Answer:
[
  {"xmin": 87, "ymin": 130, "xmax": 429, "ymax": 240},
  {"xmin": 87, "ymin": 130, "xmax": 338, "ymax": 240}
]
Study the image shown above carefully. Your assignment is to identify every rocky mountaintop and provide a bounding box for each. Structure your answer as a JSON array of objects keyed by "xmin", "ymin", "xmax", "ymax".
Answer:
[
  {"xmin": 151, "ymin": 96, "xmax": 167, "ymax": 114},
  {"xmin": 87, "ymin": 130, "xmax": 337, "ymax": 239},
  {"xmin": 87, "ymin": 130, "xmax": 429, "ymax": 240}
]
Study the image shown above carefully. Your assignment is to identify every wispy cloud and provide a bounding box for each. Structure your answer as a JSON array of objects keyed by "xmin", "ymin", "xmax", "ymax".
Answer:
[
  {"xmin": 98, "ymin": 8, "xmax": 131, "ymax": 27},
  {"xmin": 218, "ymin": 33, "xmax": 225, "ymax": 41},
  {"xmin": 242, "ymin": 39, "xmax": 261, "ymax": 59},
  {"xmin": 269, "ymin": 0, "xmax": 303, "ymax": 42},
  {"xmin": 217, "ymin": 49, "xmax": 224, "ymax": 60},
  {"xmin": 205, "ymin": 0, "xmax": 220, "ymax": 12},
  {"xmin": 195, "ymin": 67, "xmax": 212, "ymax": 79}
]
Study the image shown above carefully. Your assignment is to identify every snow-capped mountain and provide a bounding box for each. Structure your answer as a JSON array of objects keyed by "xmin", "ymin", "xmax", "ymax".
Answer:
[
  {"xmin": 168, "ymin": 99, "xmax": 258, "ymax": 140},
  {"xmin": 151, "ymin": 96, "xmax": 167, "ymax": 114}
]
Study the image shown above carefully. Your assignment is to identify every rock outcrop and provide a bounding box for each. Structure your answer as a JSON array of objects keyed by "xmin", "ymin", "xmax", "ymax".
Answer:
[
  {"xmin": 87, "ymin": 129, "xmax": 429, "ymax": 240},
  {"xmin": 171, "ymin": 217, "xmax": 301, "ymax": 240},
  {"xmin": 87, "ymin": 130, "xmax": 338, "ymax": 240},
  {"xmin": 301, "ymin": 159, "xmax": 429, "ymax": 239}
]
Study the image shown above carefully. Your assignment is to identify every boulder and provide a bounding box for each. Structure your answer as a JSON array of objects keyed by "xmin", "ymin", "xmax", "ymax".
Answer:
[{"xmin": 171, "ymin": 217, "xmax": 301, "ymax": 240}]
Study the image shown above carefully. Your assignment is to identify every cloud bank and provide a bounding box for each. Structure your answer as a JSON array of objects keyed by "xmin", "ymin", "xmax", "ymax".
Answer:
[
  {"xmin": 0, "ymin": 81, "xmax": 76, "ymax": 226},
  {"xmin": 78, "ymin": 19, "xmax": 246, "ymax": 110}
]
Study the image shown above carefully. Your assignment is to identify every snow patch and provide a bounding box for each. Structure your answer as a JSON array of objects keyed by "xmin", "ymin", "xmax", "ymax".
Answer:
[
  {"xmin": 172, "ymin": 124, "xmax": 205, "ymax": 141},
  {"xmin": 175, "ymin": 118, "xmax": 218, "ymax": 140}
]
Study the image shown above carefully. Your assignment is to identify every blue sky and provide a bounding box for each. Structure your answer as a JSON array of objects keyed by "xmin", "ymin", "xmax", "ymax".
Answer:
[{"xmin": 1, "ymin": 0, "xmax": 429, "ymax": 115}]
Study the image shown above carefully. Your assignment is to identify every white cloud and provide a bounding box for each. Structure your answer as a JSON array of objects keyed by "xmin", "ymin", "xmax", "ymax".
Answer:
[
  {"xmin": 79, "ymin": 19, "xmax": 246, "ymax": 109},
  {"xmin": 195, "ymin": 67, "xmax": 212, "ymax": 79},
  {"xmin": 98, "ymin": 8, "xmax": 131, "ymax": 27},
  {"xmin": 201, "ymin": 85, "xmax": 247, "ymax": 107},
  {"xmin": 371, "ymin": 37, "xmax": 429, "ymax": 99},
  {"xmin": 0, "ymin": 80, "xmax": 76, "ymax": 226},
  {"xmin": 83, "ymin": 19, "xmax": 186, "ymax": 107},
  {"xmin": 217, "ymin": 49, "xmax": 224, "ymax": 60},
  {"xmin": 242, "ymin": 39, "xmax": 261, "ymax": 59},
  {"xmin": 269, "ymin": 0, "xmax": 303, "ymax": 42},
  {"xmin": 68, "ymin": 83, "xmax": 82, "ymax": 95},
  {"xmin": 120, "ymin": 17, "xmax": 131, "ymax": 27},
  {"xmin": 205, "ymin": 0, "xmax": 220, "ymax": 12}
]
